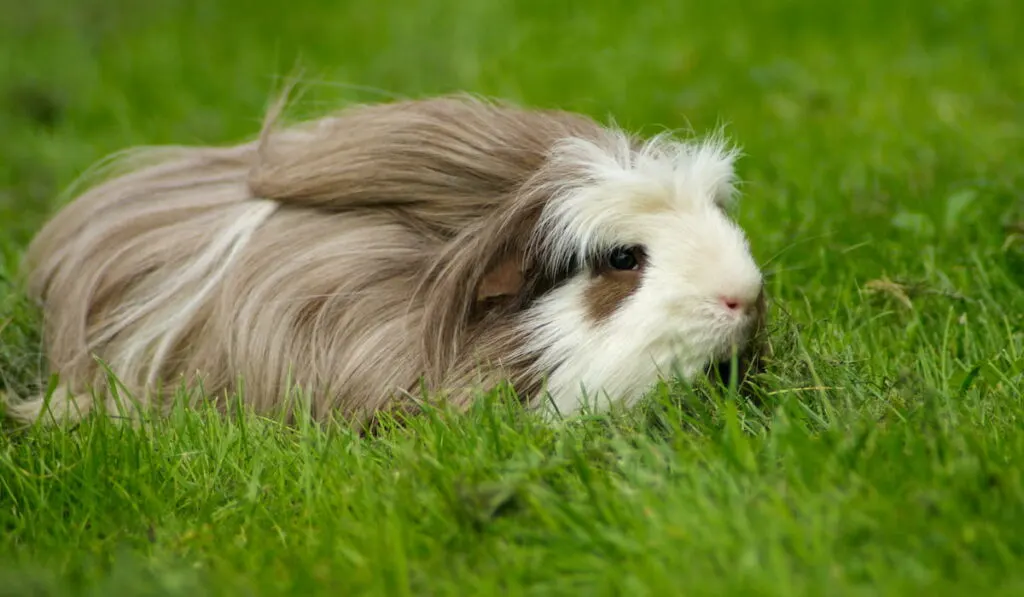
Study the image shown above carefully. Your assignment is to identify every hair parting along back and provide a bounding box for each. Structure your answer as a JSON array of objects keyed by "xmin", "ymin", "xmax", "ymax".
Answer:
[{"xmin": 6, "ymin": 91, "xmax": 669, "ymax": 427}]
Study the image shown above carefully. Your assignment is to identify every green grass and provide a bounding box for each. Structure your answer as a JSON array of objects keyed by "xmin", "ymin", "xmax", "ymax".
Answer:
[{"xmin": 2, "ymin": 0, "xmax": 1024, "ymax": 594}]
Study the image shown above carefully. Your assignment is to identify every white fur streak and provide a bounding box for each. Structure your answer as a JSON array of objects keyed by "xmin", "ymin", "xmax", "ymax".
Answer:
[{"xmin": 96, "ymin": 200, "xmax": 279, "ymax": 387}]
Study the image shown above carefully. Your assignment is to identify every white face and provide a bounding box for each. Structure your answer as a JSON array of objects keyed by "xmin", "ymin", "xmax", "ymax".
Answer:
[{"xmin": 518, "ymin": 131, "xmax": 765, "ymax": 416}]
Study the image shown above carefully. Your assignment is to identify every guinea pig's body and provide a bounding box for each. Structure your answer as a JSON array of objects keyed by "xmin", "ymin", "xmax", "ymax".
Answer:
[{"xmin": 4, "ymin": 94, "xmax": 766, "ymax": 427}]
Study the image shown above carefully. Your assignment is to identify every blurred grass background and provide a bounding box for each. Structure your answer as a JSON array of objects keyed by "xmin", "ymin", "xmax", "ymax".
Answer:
[{"xmin": 1, "ymin": 0, "xmax": 1023, "ymax": 595}]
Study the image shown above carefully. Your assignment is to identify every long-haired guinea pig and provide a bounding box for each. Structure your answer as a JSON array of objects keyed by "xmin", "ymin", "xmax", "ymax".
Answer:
[{"xmin": 2, "ymin": 93, "xmax": 767, "ymax": 428}]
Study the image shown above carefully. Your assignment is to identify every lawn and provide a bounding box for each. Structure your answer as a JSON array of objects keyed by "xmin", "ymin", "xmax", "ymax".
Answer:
[{"xmin": 2, "ymin": 0, "xmax": 1023, "ymax": 594}]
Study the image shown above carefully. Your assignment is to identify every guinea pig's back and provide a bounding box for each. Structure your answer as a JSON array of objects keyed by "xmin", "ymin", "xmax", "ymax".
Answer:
[{"xmin": 199, "ymin": 206, "xmax": 442, "ymax": 420}]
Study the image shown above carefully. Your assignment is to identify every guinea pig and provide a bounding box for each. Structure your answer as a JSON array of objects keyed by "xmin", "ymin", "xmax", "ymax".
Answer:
[{"xmin": 2, "ymin": 93, "xmax": 767, "ymax": 428}]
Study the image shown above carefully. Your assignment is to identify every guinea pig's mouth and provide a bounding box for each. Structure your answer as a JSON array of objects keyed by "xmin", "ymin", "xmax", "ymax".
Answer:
[
  {"xmin": 705, "ymin": 330, "xmax": 768, "ymax": 387},
  {"xmin": 707, "ymin": 290, "xmax": 769, "ymax": 387},
  {"xmin": 706, "ymin": 349, "xmax": 761, "ymax": 387}
]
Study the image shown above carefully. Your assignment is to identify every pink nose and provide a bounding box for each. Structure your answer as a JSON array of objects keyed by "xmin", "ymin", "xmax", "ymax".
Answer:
[{"xmin": 719, "ymin": 295, "xmax": 744, "ymax": 311}]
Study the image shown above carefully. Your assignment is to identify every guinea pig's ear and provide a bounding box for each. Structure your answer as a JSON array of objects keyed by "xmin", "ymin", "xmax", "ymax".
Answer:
[
  {"xmin": 418, "ymin": 209, "xmax": 530, "ymax": 372},
  {"xmin": 475, "ymin": 251, "xmax": 525, "ymax": 304}
]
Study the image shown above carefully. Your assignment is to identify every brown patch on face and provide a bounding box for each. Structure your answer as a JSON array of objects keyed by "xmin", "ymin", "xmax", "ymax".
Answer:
[{"xmin": 584, "ymin": 246, "xmax": 648, "ymax": 321}]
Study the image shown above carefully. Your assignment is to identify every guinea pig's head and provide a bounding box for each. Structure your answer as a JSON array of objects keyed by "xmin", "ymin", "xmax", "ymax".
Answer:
[{"xmin": 466, "ymin": 128, "xmax": 767, "ymax": 416}]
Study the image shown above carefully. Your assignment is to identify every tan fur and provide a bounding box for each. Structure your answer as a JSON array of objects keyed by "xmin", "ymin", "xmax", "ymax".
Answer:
[{"xmin": 5, "ymin": 94, "xmax": 630, "ymax": 427}]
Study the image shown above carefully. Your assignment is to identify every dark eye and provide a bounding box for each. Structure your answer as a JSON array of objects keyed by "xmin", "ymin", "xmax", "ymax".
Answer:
[{"xmin": 607, "ymin": 246, "xmax": 643, "ymax": 271}]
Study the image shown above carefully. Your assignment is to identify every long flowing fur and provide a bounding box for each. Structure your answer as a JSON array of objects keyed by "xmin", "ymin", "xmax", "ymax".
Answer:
[{"xmin": 5, "ymin": 94, "xmax": 621, "ymax": 426}]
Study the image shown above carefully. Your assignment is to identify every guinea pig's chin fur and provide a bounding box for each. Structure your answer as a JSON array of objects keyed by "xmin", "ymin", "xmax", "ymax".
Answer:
[{"xmin": 515, "ymin": 280, "xmax": 760, "ymax": 418}]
